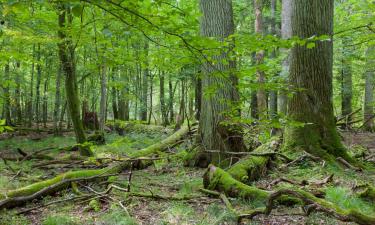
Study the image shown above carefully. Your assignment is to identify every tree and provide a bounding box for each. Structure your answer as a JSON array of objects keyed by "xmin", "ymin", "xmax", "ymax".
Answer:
[
  {"xmin": 340, "ymin": 37, "xmax": 353, "ymax": 121},
  {"xmin": 363, "ymin": 46, "xmax": 374, "ymax": 131},
  {"xmin": 278, "ymin": 0, "xmax": 292, "ymax": 115},
  {"xmin": 3, "ymin": 63, "xmax": 12, "ymax": 126},
  {"xmin": 284, "ymin": 0, "xmax": 352, "ymax": 162},
  {"xmin": 198, "ymin": 0, "xmax": 246, "ymax": 166},
  {"xmin": 57, "ymin": 4, "xmax": 88, "ymax": 149}
]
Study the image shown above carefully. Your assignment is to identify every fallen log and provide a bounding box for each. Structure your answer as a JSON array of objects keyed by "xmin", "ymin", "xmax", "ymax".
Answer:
[{"xmin": 0, "ymin": 126, "xmax": 192, "ymax": 209}]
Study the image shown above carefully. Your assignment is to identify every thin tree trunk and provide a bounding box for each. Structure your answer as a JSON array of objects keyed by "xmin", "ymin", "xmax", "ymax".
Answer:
[
  {"xmin": 284, "ymin": 0, "xmax": 352, "ymax": 162},
  {"xmin": 278, "ymin": 0, "xmax": 292, "ymax": 115},
  {"xmin": 3, "ymin": 63, "xmax": 12, "ymax": 126},
  {"xmin": 363, "ymin": 46, "xmax": 374, "ymax": 131},
  {"xmin": 140, "ymin": 42, "xmax": 149, "ymax": 121},
  {"xmin": 99, "ymin": 64, "xmax": 107, "ymax": 131},
  {"xmin": 35, "ymin": 44, "xmax": 42, "ymax": 130},
  {"xmin": 269, "ymin": 0, "xmax": 277, "ymax": 120},
  {"xmin": 15, "ymin": 61, "xmax": 22, "ymax": 124},
  {"xmin": 42, "ymin": 74, "xmax": 49, "ymax": 128},
  {"xmin": 168, "ymin": 73, "xmax": 174, "ymax": 123},
  {"xmin": 254, "ymin": 0, "xmax": 267, "ymax": 118},
  {"xmin": 111, "ymin": 71, "xmax": 118, "ymax": 120},
  {"xmin": 53, "ymin": 66, "xmax": 62, "ymax": 135},
  {"xmin": 160, "ymin": 71, "xmax": 169, "ymax": 126},
  {"xmin": 341, "ymin": 37, "xmax": 353, "ymax": 121},
  {"xmin": 57, "ymin": 5, "xmax": 87, "ymax": 148},
  {"xmin": 195, "ymin": 74, "xmax": 202, "ymax": 120},
  {"xmin": 148, "ymin": 72, "xmax": 154, "ymax": 124},
  {"xmin": 27, "ymin": 45, "xmax": 35, "ymax": 127}
]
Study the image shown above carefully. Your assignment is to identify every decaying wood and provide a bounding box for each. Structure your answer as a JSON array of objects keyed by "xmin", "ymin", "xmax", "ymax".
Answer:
[{"xmin": 0, "ymin": 126, "xmax": 192, "ymax": 209}]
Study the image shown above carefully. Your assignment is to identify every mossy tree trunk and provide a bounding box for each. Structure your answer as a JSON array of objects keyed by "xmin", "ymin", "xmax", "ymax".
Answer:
[
  {"xmin": 284, "ymin": 0, "xmax": 351, "ymax": 161},
  {"xmin": 340, "ymin": 37, "xmax": 353, "ymax": 126},
  {"xmin": 198, "ymin": 0, "xmax": 246, "ymax": 166},
  {"xmin": 57, "ymin": 5, "xmax": 87, "ymax": 149},
  {"xmin": 363, "ymin": 46, "xmax": 374, "ymax": 132}
]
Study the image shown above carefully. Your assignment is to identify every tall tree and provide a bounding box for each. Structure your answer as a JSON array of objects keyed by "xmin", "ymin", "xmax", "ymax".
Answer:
[
  {"xmin": 284, "ymin": 0, "xmax": 352, "ymax": 162},
  {"xmin": 278, "ymin": 0, "xmax": 292, "ymax": 115},
  {"xmin": 53, "ymin": 66, "xmax": 62, "ymax": 135},
  {"xmin": 3, "ymin": 63, "xmax": 12, "ymax": 126},
  {"xmin": 341, "ymin": 37, "xmax": 353, "ymax": 120},
  {"xmin": 363, "ymin": 46, "xmax": 374, "ymax": 131},
  {"xmin": 254, "ymin": 0, "xmax": 267, "ymax": 118},
  {"xmin": 140, "ymin": 42, "xmax": 149, "ymax": 121},
  {"xmin": 57, "ymin": 5, "xmax": 88, "ymax": 149},
  {"xmin": 198, "ymin": 0, "xmax": 245, "ymax": 166}
]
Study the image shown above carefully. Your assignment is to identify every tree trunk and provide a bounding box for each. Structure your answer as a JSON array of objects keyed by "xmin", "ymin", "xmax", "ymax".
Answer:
[
  {"xmin": 35, "ymin": 44, "xmax": 42, "ymax": 130},
  {"xmin": 27, "ymin": 45, "xmax": 35, "ymax": 127},
  {"xmin": 140, "ymin": 42, "xmax": 149, "ymax": 121},
  {"xmin": 148, "ymin": 72, "xmax": 154, "ymax": 124},
  {"xmin": 168, "ymin": 74, "xmax": 174, "ymax": 123},
  {"xmin": 99, "ymin": 64, "xmax": 107, "ymax": 131},
  {"xmin": 268, "ymin": 0, "xmax": 277, "ymax": 120},
  {"xmin": 254, "ymin": 0, "xmax": 267, "ymax": 118},
  {"xmin": 42, "ymin": 74, "xmax": 49, "ymax": 128},
  {"xmin": 3, "ymin": 63, "xmax": 12, "ymax": 126},
  {"xmin": 195, "ymin": 74, "xmax": 202, "ymax": 120},
  {"xmin": 53, "ymin": 66, "xmax": 62, "ymax": 135},
  {"xmin": 14, "ymin": 61, "xmax": 22, "ymax": 124},
  {"xmin": 160, "ymin": 71, "xmax": 169, "ymax": 126},
  {"xmin": 111, "ymin": 72, "xmax": 119, "ymax": 120},
  {"xmin": 278, "ymin": 0, "xmax": 292, "ymax": 115},
  {"xmin": 284, "ymin": 0, "xmax": 352, "ymax": 162},
  {"xmin": 57, "ymin": 5, "xmax": 87, "ymax": 149},
  {"xmin": 363, "ymin": 46, "xmax": 374, "ymax": 131},
  {"xmin": 340, "ymin": 37, "xmax": 353, "ymax": 121},
  {"xmin": 198, "ymin": 0, "xmax": 246, "ymax": 166}
]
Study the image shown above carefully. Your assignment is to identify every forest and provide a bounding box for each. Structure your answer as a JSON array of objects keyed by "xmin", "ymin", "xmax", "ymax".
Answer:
[{"xmin": 0, "ymin": 0, "xmax": 374, "ymax": 224}]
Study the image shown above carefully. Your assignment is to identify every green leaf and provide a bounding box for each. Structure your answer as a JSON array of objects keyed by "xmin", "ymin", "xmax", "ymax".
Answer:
[
  {"xmin": 307, "ymin": 42, "xmax": 316, "ymax": 49},
  {"xmin": 72, "ymin": 4, "xmax": 83, "ymax": 17}
]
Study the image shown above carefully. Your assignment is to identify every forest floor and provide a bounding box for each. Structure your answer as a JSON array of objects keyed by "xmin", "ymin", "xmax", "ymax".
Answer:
[{"xmin": 0, "ymin": 125, "xmax": 374, "ymax": 225}]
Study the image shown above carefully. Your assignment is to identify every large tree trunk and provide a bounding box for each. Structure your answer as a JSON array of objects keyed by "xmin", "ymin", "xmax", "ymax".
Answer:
[
  {"xmin": 198, "ymin": 0, "xmax": 246, "ymax": 166},
  {"xmin": 3, "ymin": 63, "xmax": 12, "ymax": 126},
  {"xmin": 284, "ymin": 0, "xmax": 351, "ymax": 162},
  {"xmin": 340, "ymin": 37, "xmax": 353, "ymax": 122},
  {"xmin": 363, "ymin": 46, "xmax": 374, "ymax": 131},
  {"xmin": 278, "ymin": 0, "xmax": 292, "ymax": 115},
  {"xmin": 57, "ymin": 5, "xmax": 87, "ymax": 149}
]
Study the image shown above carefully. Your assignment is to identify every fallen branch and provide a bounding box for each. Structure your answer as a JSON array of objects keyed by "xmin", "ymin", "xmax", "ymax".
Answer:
[{"xmin": 0, "ymin": 126, "xmax": 192, "ymax": 209}]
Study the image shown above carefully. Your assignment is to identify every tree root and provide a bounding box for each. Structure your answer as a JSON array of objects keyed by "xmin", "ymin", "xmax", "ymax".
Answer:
[{"xmin": 203, "ymin": 165, "xmax": 375, "ymax": 225}]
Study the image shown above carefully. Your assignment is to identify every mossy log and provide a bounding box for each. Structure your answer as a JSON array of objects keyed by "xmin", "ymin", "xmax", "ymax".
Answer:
[
  {"xmin": 106, "ymin": 120, "xmax": 173, "ymax": 135},
  {"xmin": 0, "ymin": 126, "xmax": 191, "ymax": 209},
  {"xmin": 227, "ymin": 137, "xmax": 280, "ymax": 183},
  {"xmin": 203, "ymin": 165, "xmax": 375, "ymax": 225}
]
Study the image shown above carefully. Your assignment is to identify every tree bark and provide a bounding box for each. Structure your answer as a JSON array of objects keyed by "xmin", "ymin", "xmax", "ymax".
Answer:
[
  {"xmin": 27, "ymin": 45, "xmax": 35, "ymax": 127},
  {"xmin": 168, "ymin": 73, "xmax": 174, "ymax": 123},
  {"xmin": 57, "ymin": 5, "xmax": 87, "ymax": 149},
  {"xmin": 363, "ymin": 46, "xmax": 374, "ymax": 131},
  {"xmin": 268, "ymin": 0, "xmax": 277, "ymax": 121},
  {"xmin": 254, "ymin": 0, "xmax": 267, "ymax": 118},
  {"xmin": 111, "ymin": 71, "xmax": 119, "ymax": 120},
  {"xmin": 340, "ymin": 37, "xmax": 353, "ymax": 121},
  {"xmin": 140, "ymin": 42, "xmax": 149, "ymax": 121},
  {"xmin": 278, "ymin": 0, "xmax": 292, "ymax": 115},
  {"xmin": 198, "ymin": 0, "xmax": 246, "ymax": 166},
  {"xmin": 284, "ymin": 0, "xmax": 352, "ymax": 162},
  {"xmin": 14, "ymin": 61, "xmax": 22, "ymax": 124},
  {"xmin": 159, "ymin": 71, "xmax": 169, "ymax": 126},
  {"xmin": 35, "ymin": 44, "xmax": 42, "ymax": 130},
  {"xmin": 3, "ymin": 63, "xmax": 12, "ymax": 126},
  {"xmin": 53, "ymin": 66, "xmax": 62, "ymax": 135},
  {"xmin": 99, "ymin": 64, "xmax": 107, "ymax": 131}
]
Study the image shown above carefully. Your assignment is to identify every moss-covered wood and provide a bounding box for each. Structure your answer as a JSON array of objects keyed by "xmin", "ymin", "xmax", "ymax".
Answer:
[
  {"xmin": 204, "ymin": 165, "xmax": 375, "ymax": 225},
  {"xmin": 0, "ymin": 126, "xmax": 191, "ymax": 209},
  {"xmin": 227, "ymin": 137, "xmax": 280, "ymax": 183}
]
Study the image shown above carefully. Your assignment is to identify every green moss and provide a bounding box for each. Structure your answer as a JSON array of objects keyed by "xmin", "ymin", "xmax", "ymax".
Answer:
[{"xmin": 204, "ymin": 165, "xmax": 269, "ymax": 203}]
